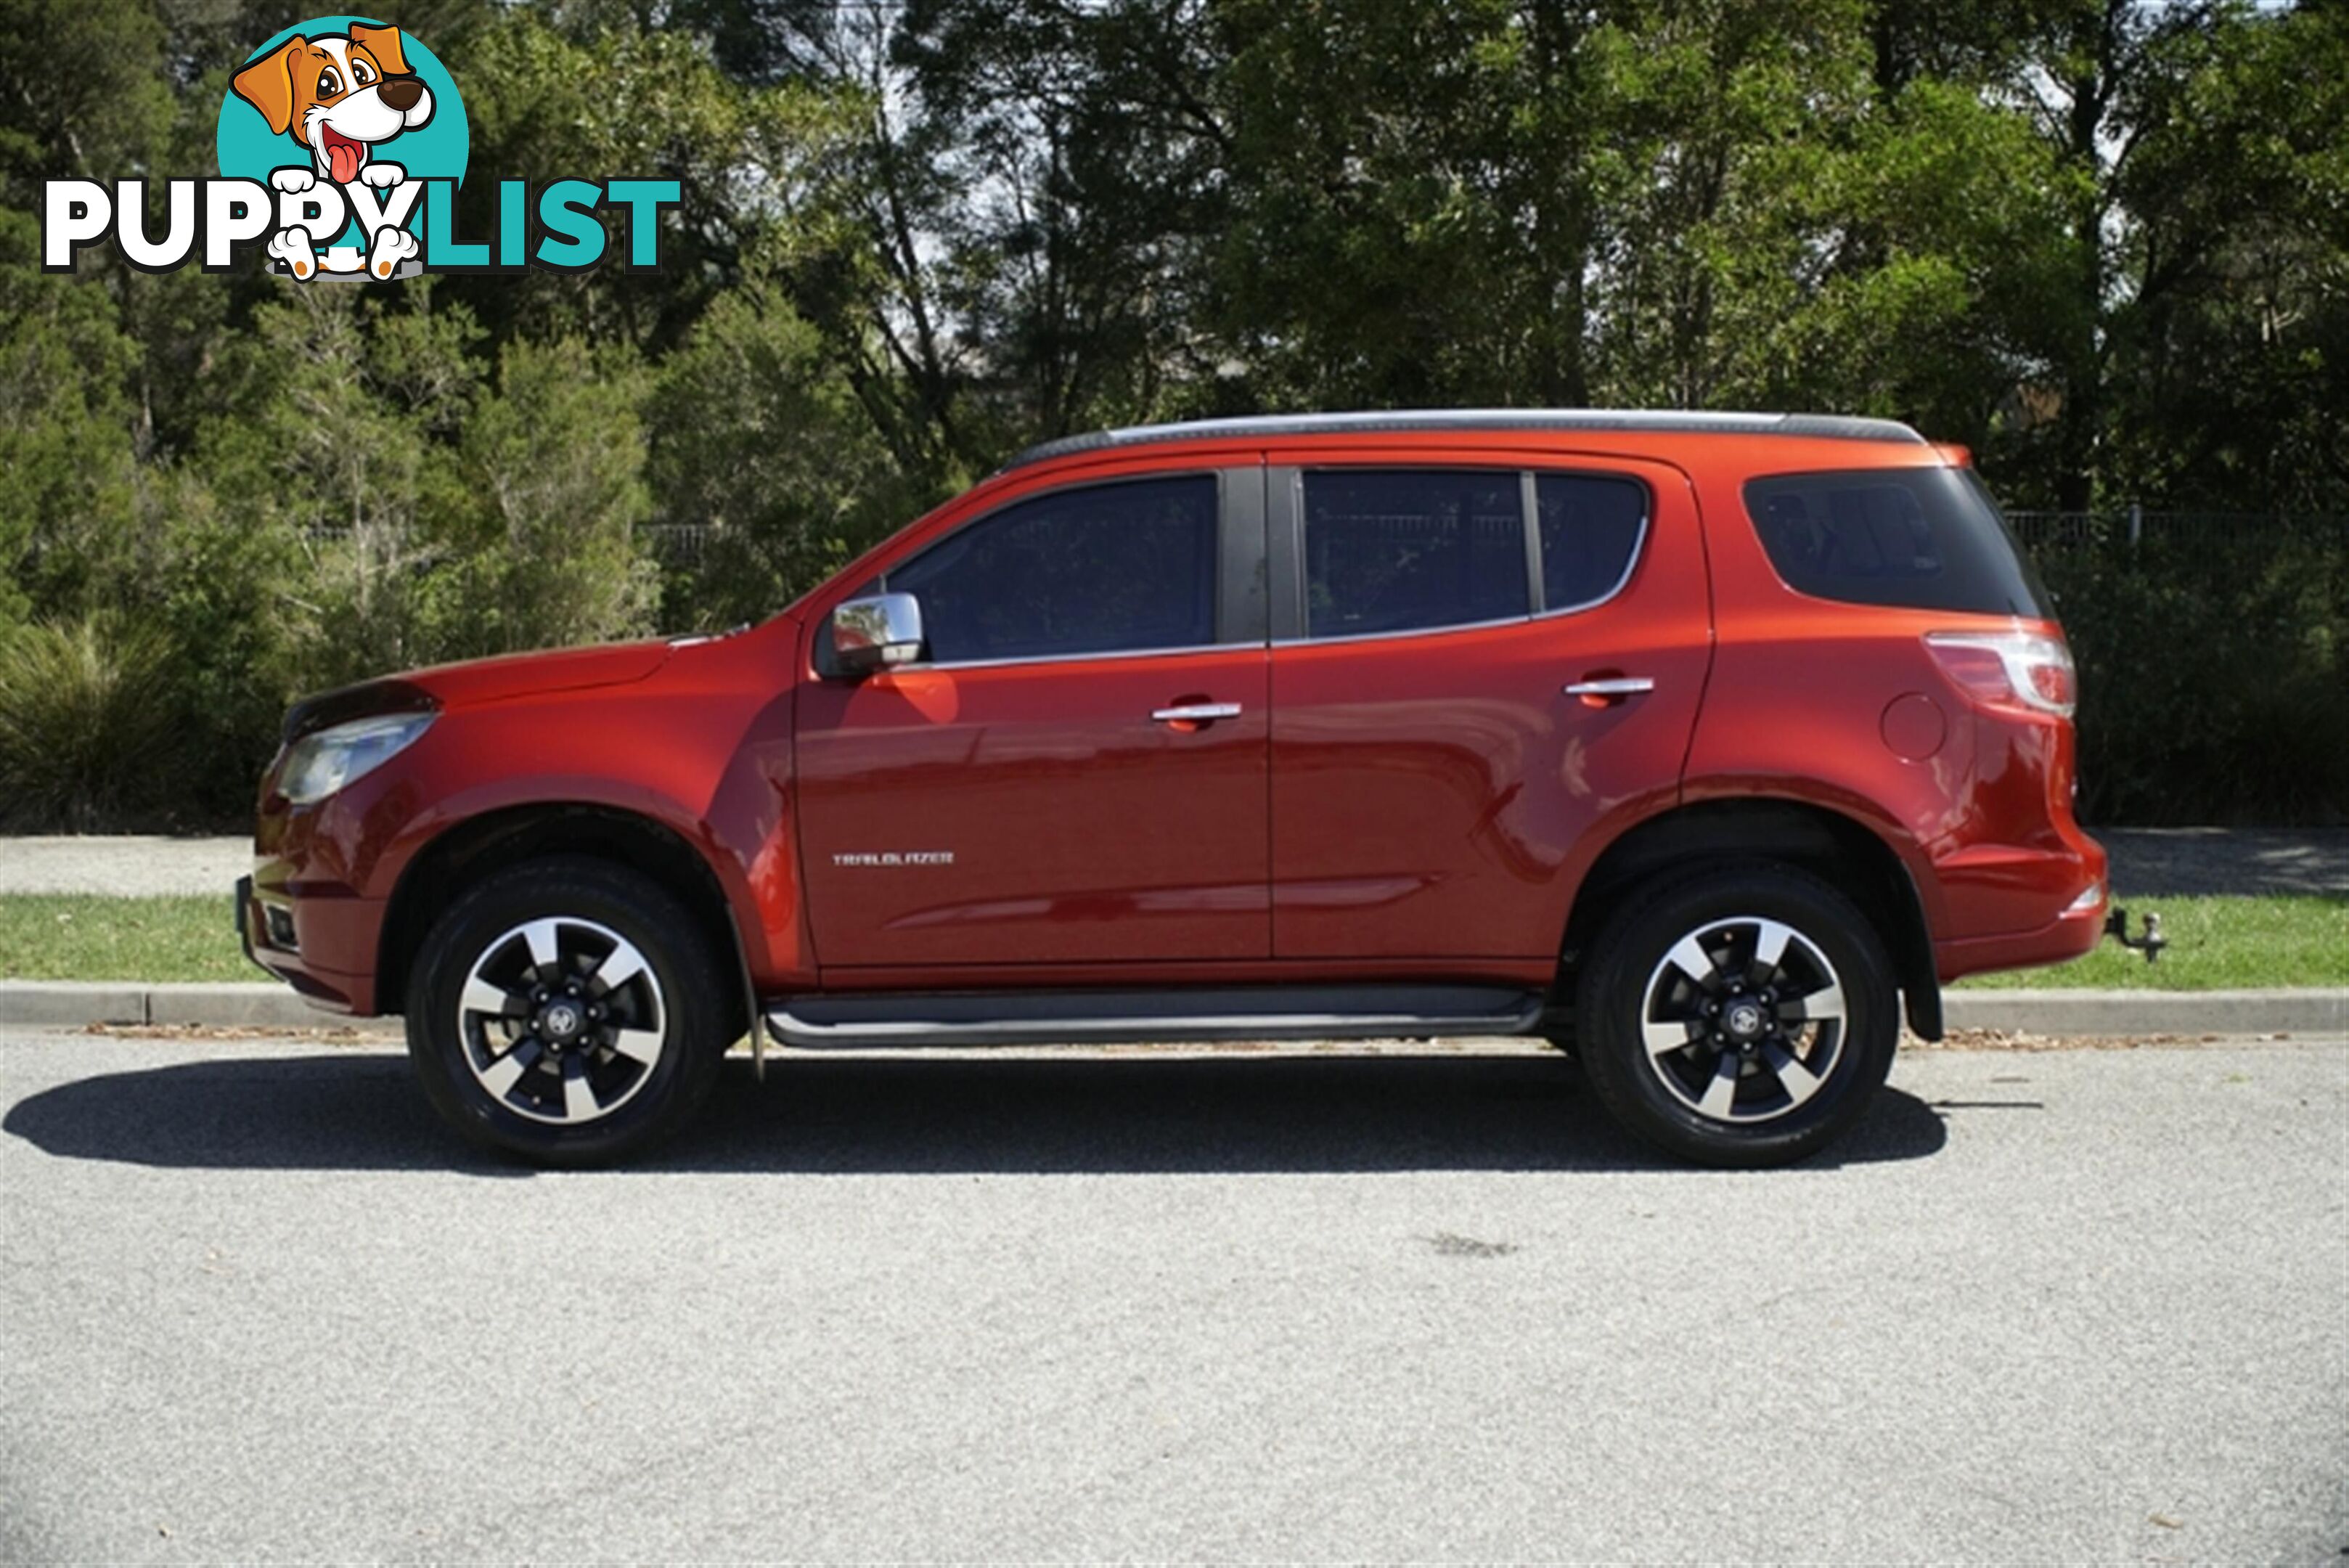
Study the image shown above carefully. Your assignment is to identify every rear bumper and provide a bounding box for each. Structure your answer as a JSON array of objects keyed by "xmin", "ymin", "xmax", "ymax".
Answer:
[
  {"xmin": 1934, "ymin": 880, "xmax": 2108, "ymax": 983},
  {"xmin": 1927, "ymin": 801, "xmax": 2109, "ymax": 983}
]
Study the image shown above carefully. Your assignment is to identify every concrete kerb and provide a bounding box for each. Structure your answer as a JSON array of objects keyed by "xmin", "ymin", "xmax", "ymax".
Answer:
[
  {"xmin": 0, "ymin": 981, "xmax": 399, "ymax": 1032},
  {"xmin": 1, "ymin": 982, "xmax": 150, "ymax": 1028},
  {"xmin": 1943, "ymin": 987, "xmax": 2346, "ymax": 1039},
  {"xmin": 1, "ymin": 980, "xmax": 2342, "ymax": 1041}
]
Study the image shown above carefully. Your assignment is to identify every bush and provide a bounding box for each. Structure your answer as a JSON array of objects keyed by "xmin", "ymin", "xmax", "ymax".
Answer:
[
  {"xmin": 2046, "ymin": 525, "xmax": 2349, "ymax": 825},
  {"xmin": 647, "ymin": 285, "xmax": 934, "ymax": 629},
  {"xmin": 441, "ymin": 337, "xmax": 661, "ymax": 655},
  {"xmin": 0, "ymin": 616, "xmax": 181, "ymax": 832}
]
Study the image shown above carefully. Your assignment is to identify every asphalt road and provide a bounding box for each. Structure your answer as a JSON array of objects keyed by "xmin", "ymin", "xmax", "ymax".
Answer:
[{"xmin": 3, "ymin": 1030, "xmax": 2344, "ymax": 1564}]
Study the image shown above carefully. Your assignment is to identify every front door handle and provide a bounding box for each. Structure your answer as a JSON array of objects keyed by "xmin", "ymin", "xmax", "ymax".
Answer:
[
  {"xmin": 1564, "ymin": 677, "xmax": 1655, "ymax": 698},
  {"xmin": 1151, "ymin": 702, "xmax": 1243, "ymax": 724}
]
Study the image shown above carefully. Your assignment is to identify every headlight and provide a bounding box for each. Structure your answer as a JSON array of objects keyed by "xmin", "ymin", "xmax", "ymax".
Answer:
[{"xmin": 277, "ymin": 713, "xmax": 434, "ymax": 804}]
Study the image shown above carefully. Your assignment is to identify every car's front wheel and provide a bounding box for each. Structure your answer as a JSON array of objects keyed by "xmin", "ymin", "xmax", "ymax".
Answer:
[
  {"xmin": 1575, "ymin": 866, "xmax": 1898, "ymax": 1167},
  {"xmin": 405, "ymin": 857, "xmax": 733, "ymax": 1165}
]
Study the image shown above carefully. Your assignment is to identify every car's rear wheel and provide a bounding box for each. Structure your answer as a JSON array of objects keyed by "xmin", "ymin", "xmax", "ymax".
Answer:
[
  {"xmin": 1575, "ymin": 866, "xmax": 1897, "ymax": 1167},
  {"xmin": 405, "ymin": 857, "xmax": 732, "ymax": 1165}
]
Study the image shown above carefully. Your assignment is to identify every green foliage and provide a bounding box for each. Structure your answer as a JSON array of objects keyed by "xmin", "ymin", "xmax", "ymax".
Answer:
[
  {"xmin": 647, "ymin": 279, "xmax": 926, "ymax": 626},
  {"xmin": 197, "ymin": 287, "xmax": 482, "ymax": 688},
  {"xmin": 0, "ymin": 0, "xmax": 175, "ymax": 194},
  {"xmin": 449, "ymin": 336, "xmax": 660, "ymax": 653},
  {"xmin": 1950, "ymin": 895, "xmax": 2349, "ymax": 990},
  {"xmin": 0, "ymin": 210, "xmax": 142, "ymax": 625},
  {"xmin": 444, "ymin": 8, "xmax": 845, "ymax": 349},
  {"xmin": 2104, "ymin": 2, "xmax": 2349, "ymax": 511},
  {"xmin": 9, "ymin": 887, "xmax": 2338, "ymax": 988},
  {"xmin": 0, "ymin": 0, "xmax": 2342, "ymax": 827},
  {"xmin": 142, "ymin": 475, "xmax": 313, "ymax": 822},
  {"xmin": 2046, "ymin": 526, "xmax": 2349, "ymax": 826},
  {"xmin": 0, "ymin": 616, "xmax": 179, "ymax": 830},
  {"xmin": 1215, "ymin": 0, "xmax": 1617, "ymax": 408},
  {"xmin": 0, "ymin": 894, "xmax": 264, "ymax": 981}
]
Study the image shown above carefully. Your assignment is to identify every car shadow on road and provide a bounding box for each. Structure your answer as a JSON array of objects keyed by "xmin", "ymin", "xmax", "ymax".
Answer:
[{"xmin": 4, "ymin": 1049, "xmax": 1948, "ymax": 1174}]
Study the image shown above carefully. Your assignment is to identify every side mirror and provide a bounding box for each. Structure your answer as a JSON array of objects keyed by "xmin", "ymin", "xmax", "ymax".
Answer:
[{"xmin": 827, "ymin": 592, "xmax": 925, "ymax": 675}]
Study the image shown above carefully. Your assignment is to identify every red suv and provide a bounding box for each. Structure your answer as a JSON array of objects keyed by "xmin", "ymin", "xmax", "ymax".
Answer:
[{"xmin": 239, "ymin": 411, "xmax": 2107, "ymax": 1167}]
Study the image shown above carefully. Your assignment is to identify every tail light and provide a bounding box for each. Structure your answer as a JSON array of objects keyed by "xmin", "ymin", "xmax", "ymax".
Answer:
[{"xmin": 1925, "ymin": 629, "xmax": 2076, "ymax": 717}]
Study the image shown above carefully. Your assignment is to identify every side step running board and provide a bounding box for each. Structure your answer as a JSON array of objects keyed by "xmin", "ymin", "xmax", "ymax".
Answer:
[{"xmin": 764, "ymin": 984, "xmax": 1546, "ymax": 1050}]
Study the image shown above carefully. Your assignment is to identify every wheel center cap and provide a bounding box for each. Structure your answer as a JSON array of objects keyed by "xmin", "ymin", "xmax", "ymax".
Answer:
[
  {"xmin": 1725, "ymin": 1000, "xmax": 1765, "ymax": 1040},
  {"xmin": 542, "ymin": 1002, "xmax": 582, "ymax": 1040}
]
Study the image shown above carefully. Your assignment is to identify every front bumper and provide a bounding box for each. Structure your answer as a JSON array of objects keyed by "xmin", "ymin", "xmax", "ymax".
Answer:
[
  {"xmin": 237, "ymin": 867, "xmax": 379, "ymax": 1013},
  {"xmin": 234, "ymin": 875, "xmax": 259, "ymax": 971}
]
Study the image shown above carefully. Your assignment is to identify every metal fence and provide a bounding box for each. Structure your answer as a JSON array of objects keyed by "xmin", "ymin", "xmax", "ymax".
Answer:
[
  {"xmin": 295, "ymin": 523, "xmax": 723, "ymax": 564},
  {"xmin": 2006, "ymin": 510, "xmax": 2349, "ymax": 552},
  {"xmin": 642, "ymin": 524, "xmax": 719, "ymax": 565}
]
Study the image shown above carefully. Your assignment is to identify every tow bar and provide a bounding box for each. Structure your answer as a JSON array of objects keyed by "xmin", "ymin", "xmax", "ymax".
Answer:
[{"xmin": 2104, "ymin": 906, "xmax": 2167, "ymax": 963}]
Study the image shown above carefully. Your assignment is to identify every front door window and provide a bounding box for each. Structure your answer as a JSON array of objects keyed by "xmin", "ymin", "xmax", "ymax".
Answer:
[{"xmin": 883, "ymin": 475, "xmax": 1222, "ymax": 663}]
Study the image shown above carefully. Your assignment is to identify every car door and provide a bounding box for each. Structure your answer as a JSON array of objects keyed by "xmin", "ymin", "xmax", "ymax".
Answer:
[
  {"xmin": 1266, "ymin": 454, "xmax": 1712, "ymax": 960},
  {"xmin": 796, "ymin": 467, "xmax": 1272, "ymax": 971}
]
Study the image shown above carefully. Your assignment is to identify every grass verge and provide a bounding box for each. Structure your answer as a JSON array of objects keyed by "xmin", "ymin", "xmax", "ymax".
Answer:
[
  {"xmin": 0, "ymin": 894, "xmax": 253, "ymax": 983},
  {"xmin": 1, "ymin": 892, "xmax": 2342, "ymax": 992},
  {"xmin": 1951, "ymin": 894, "xmax": 2348, "ymax": 991}
]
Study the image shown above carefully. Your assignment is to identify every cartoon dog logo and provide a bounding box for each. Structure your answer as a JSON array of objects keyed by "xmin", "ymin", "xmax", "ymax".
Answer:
[{"xmin": 230, "ymin": 23, "xmax": 433, "ymax": 279}]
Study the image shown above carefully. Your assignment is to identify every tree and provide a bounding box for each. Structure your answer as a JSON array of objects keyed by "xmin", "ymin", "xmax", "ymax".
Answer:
[
  {"xmin": 444, "ymin": 7, "xmax": 854, "ymax": 358},
  {"xmin": 0, "ymin": 210, "xmax": 142, "ymax": 628},
  {"xmin": 1214, "ymin": 0, "xmax": 1604, "ymax": 409},
  {"xmin": 196, "ymin": 285, "xmax": 479, "ymax": 686},
  {"xmin": 896, "ymin": 0, "xmax": 1233, "ymax": 439},
  {"xmin": 647, "ymin": 274, "xmax": 923, "ymax": 626},
  {"xmin": 450, "ymin": 335, "xmax": 661, "ymax": 653},
  {"xmin": 2104, "ymin": 1, "xmax": 2349, "ymax": 510}
]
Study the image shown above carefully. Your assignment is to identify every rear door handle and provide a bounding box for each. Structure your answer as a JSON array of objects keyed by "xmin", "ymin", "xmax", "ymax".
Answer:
[
  {"xmin": 1151, "ymin": 702, "xmax": 1243, "ymax": 723},
  {"xmin": 1564, "ymin": 677, "xmax": 1655, "ymax": 698}
]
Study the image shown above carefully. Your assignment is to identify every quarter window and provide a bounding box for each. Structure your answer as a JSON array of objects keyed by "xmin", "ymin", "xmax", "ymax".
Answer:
[
  {"xmin": 881, "ymin": 475, "xmax": 1220, "ymax": 663},
  {"xmin": 1303, "ymin": 470, "xmax": 1529, "ymax": 637},
  {"xmin": 1744, "ymin": 468, "xmax": 2054, "ymax": 618},
  {"xmin": 1537, "ymin": 475, "xmax": 1648, "ymax": 610}
]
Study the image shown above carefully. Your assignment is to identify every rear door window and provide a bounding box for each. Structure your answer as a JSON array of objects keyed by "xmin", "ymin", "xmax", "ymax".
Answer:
[
  {"xmin": 1302, "ymin": 470, "xmax": 1529, "ymax": 637},
  {"xmin": 1744, "ymin": 467, "xmax": 2054, "ymax": 618}
]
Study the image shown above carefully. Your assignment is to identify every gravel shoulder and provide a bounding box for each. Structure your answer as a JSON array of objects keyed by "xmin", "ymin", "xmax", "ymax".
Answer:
[
  {"xmin": 2099, "ymin": 826, "xmax": 2349, "ymax": 897},
  {"xmin": 0, "ymin": 838, "xmax": 250, "ymax": 899}
]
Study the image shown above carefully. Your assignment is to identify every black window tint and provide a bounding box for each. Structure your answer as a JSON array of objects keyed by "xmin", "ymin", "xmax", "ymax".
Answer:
[
  {"xmin": 1744, "ymin": 467, "xmax": 2054, "ymax": 618},
  {"xmin": 885, "ymin": 475, "xmax": 1219, "ymax": 663},
  {"xmin": 1303, "ymin": 470, "xmax": 1528, "ymax": 637},
  {"xmin": 1537, "ymin": 474, "xmax": 1647, "ymax": 610}
]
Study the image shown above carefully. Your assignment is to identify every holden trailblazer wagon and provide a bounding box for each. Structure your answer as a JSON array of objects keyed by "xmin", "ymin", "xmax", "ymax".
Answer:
[{"xmin": 238, "ymin": 409, "xmax": 2109, "ymax": 1167}]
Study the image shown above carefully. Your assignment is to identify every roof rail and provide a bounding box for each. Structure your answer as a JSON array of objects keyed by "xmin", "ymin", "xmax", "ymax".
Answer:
[{"xmin": 999, "ymin": 408, "xmax": 1926, "ymax": 473}]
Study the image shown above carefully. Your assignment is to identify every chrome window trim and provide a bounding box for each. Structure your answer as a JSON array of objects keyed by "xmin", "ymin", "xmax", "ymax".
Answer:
[
  {"xmin": 1272, "ymin": 611, "xmax": 1537, "ymax": 650},
  {"xmin": 895, "ymin": 639, "xmax": 1253, "ymax": 674}
]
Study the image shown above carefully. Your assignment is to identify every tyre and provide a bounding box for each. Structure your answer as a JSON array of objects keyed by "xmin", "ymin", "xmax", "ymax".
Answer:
[
  {"xmin": 1574, "ymin": 865, "xmax": 1897, "ymax": 1167},
  {"xmin": 404, "ymin": 856, "xmax": 734, "ymax": 1165}
]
